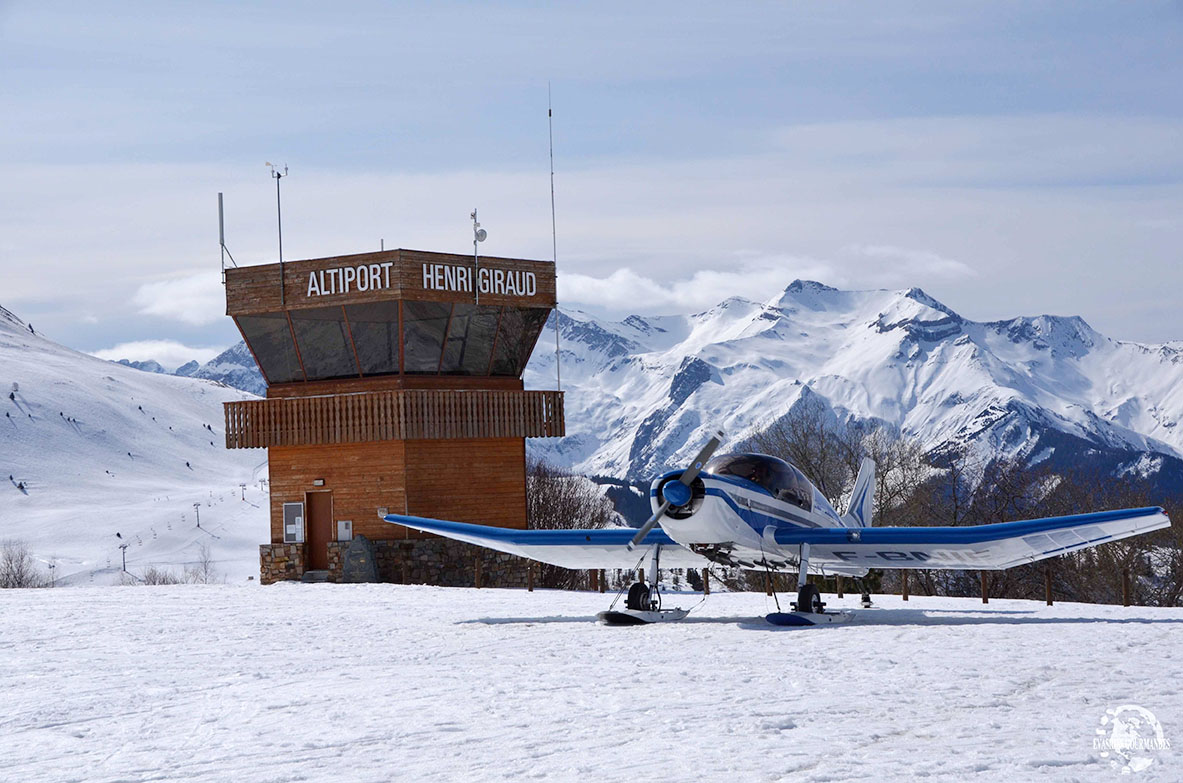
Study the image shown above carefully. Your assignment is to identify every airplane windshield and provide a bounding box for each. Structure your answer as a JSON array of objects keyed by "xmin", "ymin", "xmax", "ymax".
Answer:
[{"xmin": 704, "ymin": 453, "xmax": 813, "ymax": 511}]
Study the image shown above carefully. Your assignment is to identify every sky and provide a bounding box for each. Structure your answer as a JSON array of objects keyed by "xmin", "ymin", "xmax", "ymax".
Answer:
[{"xmin": 2, "ymin": 1, "xmax": 1181, "ymax": 369}]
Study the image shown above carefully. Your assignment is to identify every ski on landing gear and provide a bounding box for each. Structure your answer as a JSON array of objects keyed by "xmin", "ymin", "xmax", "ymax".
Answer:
[
  {"xmin": 765, "ymin": 543, "xmax": 855, "ymax": 627},
  {"xmin": 597, "ymin": 579, "xmax": 690, "ymax": 624},
  {"xmin": 597, "ymin": 544, "xmax": 690, "ymax": 625}
]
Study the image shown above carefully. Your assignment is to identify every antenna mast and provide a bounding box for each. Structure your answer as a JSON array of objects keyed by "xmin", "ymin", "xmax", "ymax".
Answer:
[
  {"xmin": 217, "ymin": 192, "xmax": 238, "ymax": 283},
  {"xmin": 267, "ymin": 162, "xmax": 288, "ymax": 306},
  {"xmin": 548, "ymin": 84, "xmax": 562, "ymax": 392}
]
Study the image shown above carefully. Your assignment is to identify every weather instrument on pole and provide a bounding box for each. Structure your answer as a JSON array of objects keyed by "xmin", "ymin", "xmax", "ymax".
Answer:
[
  {"xmin": 266, "ymin": 162, "xmax": 289, "ymax": 306},
  {"xmin": 471, "ymin": 209, "xmax": 487, "ymax": 305}
]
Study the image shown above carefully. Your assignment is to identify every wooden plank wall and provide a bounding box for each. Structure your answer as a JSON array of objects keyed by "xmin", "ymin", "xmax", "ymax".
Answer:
[
  {"xmin": 225, "ymin": 389, "xmax": 564, "ymax": 448},
  {"xmin": 267, "ymin": 437, "xmax": 526, "ymax": 545},
  {"xmin": 404, "ymin": 438, "xmax": 528, "ymax": 532},
  {"xmin": 268, "ymin": 440, "xmax": 407, "ymax": 545}
]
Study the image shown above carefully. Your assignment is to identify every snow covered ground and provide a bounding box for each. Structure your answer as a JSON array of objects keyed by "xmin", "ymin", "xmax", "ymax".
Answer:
[{"xmin": 2, "ymin": 586, "xmax": 1178, "ymax": 781}]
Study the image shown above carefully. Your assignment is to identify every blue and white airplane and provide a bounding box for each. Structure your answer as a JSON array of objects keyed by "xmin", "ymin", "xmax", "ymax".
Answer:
[{"xmin": 384, "ymin": 430, "xmax": 1171, "ymax": 625}]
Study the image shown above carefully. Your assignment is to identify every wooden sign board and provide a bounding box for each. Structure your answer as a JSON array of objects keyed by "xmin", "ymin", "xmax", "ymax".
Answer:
[{"xmin": 226, "ymin": 248, "xmax": 556, "ymax": 316}]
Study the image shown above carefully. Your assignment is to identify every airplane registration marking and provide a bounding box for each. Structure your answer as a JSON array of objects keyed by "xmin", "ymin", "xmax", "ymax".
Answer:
[{"xmin": 831, "ymin": 549, "xmax": 994, "ymax": 563}]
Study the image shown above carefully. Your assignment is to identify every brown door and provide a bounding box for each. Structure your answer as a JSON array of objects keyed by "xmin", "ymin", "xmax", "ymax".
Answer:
[{"xmin": 305, "ymin": 491, "xmax": 333, "ymax": 570}]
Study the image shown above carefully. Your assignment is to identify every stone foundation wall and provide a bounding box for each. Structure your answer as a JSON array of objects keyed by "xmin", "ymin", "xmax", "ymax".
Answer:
[
  {"xmin": 260, "ymin": 538, "xmax": 531, "ymax": 588},
  {"xmin": 327, "ymin": 542, "xmax": 346, "ymax": 575},
  {"xmin": 259, "ymin": 544, "xmax": 305, "ymax": 584}
]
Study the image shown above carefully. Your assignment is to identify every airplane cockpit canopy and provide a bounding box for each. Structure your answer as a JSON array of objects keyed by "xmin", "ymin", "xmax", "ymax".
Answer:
[{"xmin": 704, "ymin": 453, "xmax": 814, "ymax": 511}]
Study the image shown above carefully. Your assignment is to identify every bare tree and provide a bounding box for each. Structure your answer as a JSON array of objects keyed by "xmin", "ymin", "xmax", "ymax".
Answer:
[
  {"xmin": 527, "ymin": 458, "xmax": 618, "ymax": 589},
  {"xmin": 0, "ymin": 540, "xmax": 46, "ymax": 588},
  {"xmin": 745, "ymin": 394, "xmax": 855, "ymax": 505},
  {"xmin": 139, "ymin": 566, "xmax": 181, "ymax": 585},
  {"xmin": 184, "ymin": 542, "xmax": 219, "ymax": 584},
  {"xmin": 848, "ymin": 422, "xmax": 929, "ymax": 526},
  {"xmin": 901, "ymin": 451, "xmax": 1183, "ymax": 607},
  {"xmin": 743, "ymin": 398, "xmax": 931, "ymax": 595},
  {"xmin": 1031, "ymin": 468, "xmax": 1181, "ymax": 606}
]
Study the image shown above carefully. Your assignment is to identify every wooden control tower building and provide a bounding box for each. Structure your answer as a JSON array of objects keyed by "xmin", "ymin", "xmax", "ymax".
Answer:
[{"xmin": 222, "ymin": 248, "xmax": 563, "ymax": 584}]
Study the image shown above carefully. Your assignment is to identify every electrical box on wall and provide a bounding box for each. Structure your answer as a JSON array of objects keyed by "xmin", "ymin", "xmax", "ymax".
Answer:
[
  {"xmin": 337, "ymin": 520, "xmax": 353, "ymax": 542},
  {"xmin": 283, "ymin": 503, "xmax": 305, "ymax": 544}
]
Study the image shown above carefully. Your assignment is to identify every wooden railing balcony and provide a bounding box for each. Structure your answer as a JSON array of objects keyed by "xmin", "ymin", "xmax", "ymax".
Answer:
[{"xmin": 224, "ymin": 389, "xmax": 565, "ymax": 449}]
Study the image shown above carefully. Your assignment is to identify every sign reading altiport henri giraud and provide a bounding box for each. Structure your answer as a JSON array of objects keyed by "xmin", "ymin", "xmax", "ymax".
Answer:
[
  {"xmin": 304, "ymin": 259, "xmax": 536, "ymax": 298},
  {"xmin": 224, "ymin": 248, "xmax": 556, "ymax": 316}
]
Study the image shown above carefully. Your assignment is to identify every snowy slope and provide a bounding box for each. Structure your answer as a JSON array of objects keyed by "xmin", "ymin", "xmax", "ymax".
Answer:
[
  {"xmin": 0, "ymin": 305, "xmax": 268, "ymax": 583},
  {"xmin": 1, "ymin": 585, "xmax": 1179, "ymax": 781},
  {"xmin": 525, "ymin": 282, "xmax": 1183, "ymax": 482}
]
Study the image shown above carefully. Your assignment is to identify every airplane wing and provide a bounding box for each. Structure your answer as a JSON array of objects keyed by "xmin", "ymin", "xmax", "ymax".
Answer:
[
  {"xmin": 384, "ymin": 514, "xmax": 711, "ymax": 569},
  {"xmin": 773, "ymin": 506, "xmax": 1171, "ymax": 570}
]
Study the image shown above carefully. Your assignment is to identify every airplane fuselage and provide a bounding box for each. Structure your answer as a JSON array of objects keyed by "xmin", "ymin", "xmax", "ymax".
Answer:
[{"xmin": 649, "ymin": 454, "xmax": 859, "ymax": 573}]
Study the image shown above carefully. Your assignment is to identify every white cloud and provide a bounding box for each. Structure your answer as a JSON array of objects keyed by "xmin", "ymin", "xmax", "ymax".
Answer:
[
  {"xmin": 92, "ymin": 340, "xmax": 222, "ymax": 372},
  {"xmin": 132, "ymin": 272, "xmax": 226, "ymax": 326},
  {"xmin": 840, "ymin": 245, "xmax": 977, "ymax": 283},
  {"xmin": 558, "ymin": 256, "xmax": 835, "ymax": 313},
  {"xmin": 556, "ymin": 245, "xmax": 979, "ymax": 314}
]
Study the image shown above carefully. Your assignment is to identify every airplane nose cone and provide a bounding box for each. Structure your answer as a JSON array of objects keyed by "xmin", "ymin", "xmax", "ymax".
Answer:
[{"xmin": 663, "ymin": 480, "xmax": 692, "ymax": 507}]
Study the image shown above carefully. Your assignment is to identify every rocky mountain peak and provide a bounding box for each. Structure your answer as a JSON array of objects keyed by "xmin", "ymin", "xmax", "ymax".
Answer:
[
  {"xmin": 902, "ymin": 287, "xmax": 961, "ymax": 320},
  {"xmin": 786, "ymin": 280, "xmax": 839, "ymax": 295},
  {"xmin": 989, "ymin": 314, "xmax": 1099, "ymax": 359}
]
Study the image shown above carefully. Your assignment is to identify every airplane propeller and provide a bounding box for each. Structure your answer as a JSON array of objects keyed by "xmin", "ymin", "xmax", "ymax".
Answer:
[{"xmin": 627, "ymin": 428, "xmax": 725, "ymax": 551}]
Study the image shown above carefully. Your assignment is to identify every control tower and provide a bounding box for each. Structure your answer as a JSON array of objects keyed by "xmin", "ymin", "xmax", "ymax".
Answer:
[{"xmin": 222, "ymin": 248, "xmax": 563, "ymax": 583}]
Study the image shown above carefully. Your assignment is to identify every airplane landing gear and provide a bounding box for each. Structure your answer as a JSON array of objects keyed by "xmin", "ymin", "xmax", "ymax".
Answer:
[
  {"xmin": 767, "ymin": 542, "xmax": 854, "ymax": 626},
  {"xmin": 625, "ymin": 581, "xmax": 660, "ymax": 612},
  {"xmin": 857, "ymin": 577, "xmax": 873, "ymax": 608},
  {"xmin": 598, "ymin": 546, "xmax": 689, "ymax": 625},
  {"xmin": 793, "ymin": 583, "xmax": 824, "ymax": 614}
]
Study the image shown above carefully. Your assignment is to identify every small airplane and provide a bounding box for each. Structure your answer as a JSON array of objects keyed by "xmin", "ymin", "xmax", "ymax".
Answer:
[{"xmin": 384, "ymin": 430, "xmax": 1171, "ymax": 626}]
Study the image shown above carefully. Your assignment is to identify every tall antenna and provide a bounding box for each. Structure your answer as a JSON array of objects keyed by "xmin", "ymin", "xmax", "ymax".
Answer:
[
  {"xmin": 217, "ymin": 193, "xmax": 237, "ymax": 284},
  {"xmin": 219, "ymin": 192, "xmax": 226, "ymax": 282},
  {"xmin": 548, "ymin": 84, "xmax": 562, "ymax": 392},
  {"xmin": 266, "ymin": 162, "xmax": 288, "ymax": 306}
]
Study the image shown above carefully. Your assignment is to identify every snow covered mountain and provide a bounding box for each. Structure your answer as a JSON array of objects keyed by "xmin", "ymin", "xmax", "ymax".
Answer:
[
  {"xmin": 183, "ymin": 341, "xmax": 267, "ymax": 396},
  {"xmin": 0, "ymin": 305, "xmax": 268, "ymax": 584},
  {"xmin": 116, "ymin": 342, "xmax": 267, "ymax": 396},
  {"xmin": 524, "ymin": 282, "xmax": 1183, "ymax": 490},
  {"xmin": 116, "ymin": 358, "xmax": 167, "ymax": 374}
]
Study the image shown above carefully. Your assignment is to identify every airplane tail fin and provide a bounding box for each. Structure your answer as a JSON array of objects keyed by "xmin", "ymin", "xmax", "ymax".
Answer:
[{"xmin": 842, "ymin": 458, "xmax": 876, "ymax": 527}]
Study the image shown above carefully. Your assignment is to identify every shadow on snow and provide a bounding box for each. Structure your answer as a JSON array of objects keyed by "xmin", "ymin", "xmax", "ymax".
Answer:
[{"xmin": 459, "ymin": 608, "xmax": 1183, "ymax": 630}]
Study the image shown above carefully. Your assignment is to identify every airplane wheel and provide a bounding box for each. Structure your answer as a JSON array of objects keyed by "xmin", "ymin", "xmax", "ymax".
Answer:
[
  {"xmin": 626, "ymin": 582, "xmax": 650, "ymax": 611},
  {"xmin": 797, "ymin": 584, "xmax": 824, "ymax": 614}
]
